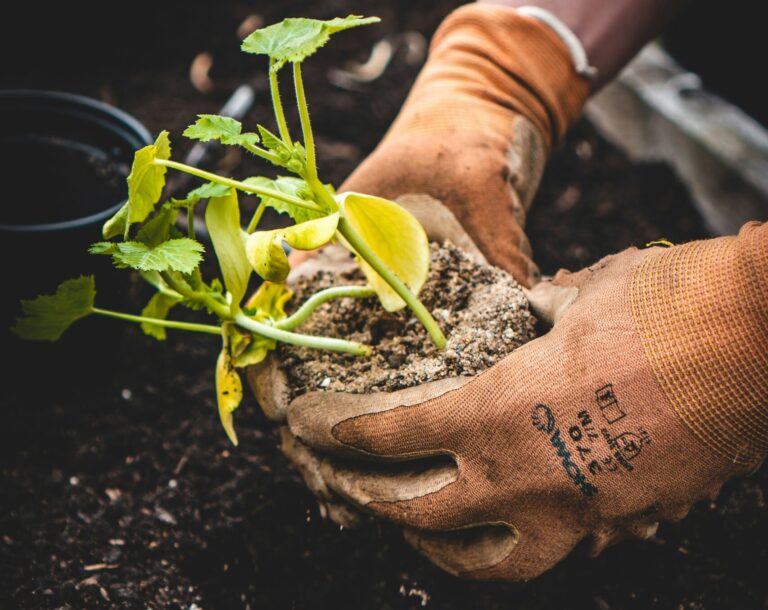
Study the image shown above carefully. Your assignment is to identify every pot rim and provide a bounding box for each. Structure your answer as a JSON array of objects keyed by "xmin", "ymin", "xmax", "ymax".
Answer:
[{"xmin": 0, "ymin": 89, "xmax": 152, "ymax": 234}]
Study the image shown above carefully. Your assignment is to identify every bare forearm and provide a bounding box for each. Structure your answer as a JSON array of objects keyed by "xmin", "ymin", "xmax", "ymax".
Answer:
[{"xmin": 479, "ymin": 0, "xmax": 686, "ymax": 90}]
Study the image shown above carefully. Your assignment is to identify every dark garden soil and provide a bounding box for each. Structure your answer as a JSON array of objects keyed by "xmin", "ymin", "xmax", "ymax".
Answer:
[
  {"xmin": 2, "ymin": 2, "xmax": 766, "ymax": 609},
  {"xmin": 281, "ymin": 243, "xmax": 536, "ymax": 398}
]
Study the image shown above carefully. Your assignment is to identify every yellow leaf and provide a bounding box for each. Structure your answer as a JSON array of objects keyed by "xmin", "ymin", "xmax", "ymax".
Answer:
[
  {"xmin": 226, "ymin": 324, "xmax": 274, "ymax": 368},
  {"xmin": 245, "ymin": 213, "xmax": 339, "ymax": 283},
  {"xmin": 215, "ymin": 349, "xmax": 243, "ymax": 446},
  {"xmin": 245, "ymin": 281, "xmax": 293, "ymax": 321},
  {"xmin": 245, "ymin": 230, "xmax": 290, "ymax": 283},
  {"xmin": 338, "ymin": 192, "xmax": 429, "ymax": 311},
  {"xmin": 282, "ymin": 212, "xmax": 339, "ymax": 250}
]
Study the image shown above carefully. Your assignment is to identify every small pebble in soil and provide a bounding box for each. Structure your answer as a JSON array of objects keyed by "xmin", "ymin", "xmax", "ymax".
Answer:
[{"xmin": 281, "ymin": 242, "xmax": 537, "ymax": 397}]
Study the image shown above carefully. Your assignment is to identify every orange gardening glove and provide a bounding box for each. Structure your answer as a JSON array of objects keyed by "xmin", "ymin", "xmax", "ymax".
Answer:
[
  {"xmin": 339, "ymin": 3, "xmax": 589, "ymax": 286},
  {"xmin": 285, "ymin": 222, "xmax": 768, "ymax": 580}
]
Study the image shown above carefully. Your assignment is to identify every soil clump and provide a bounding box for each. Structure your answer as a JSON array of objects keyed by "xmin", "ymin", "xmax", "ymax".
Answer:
[{"xmin": 281, "ymin": 242, "xmax": 537, "ymax": 398}]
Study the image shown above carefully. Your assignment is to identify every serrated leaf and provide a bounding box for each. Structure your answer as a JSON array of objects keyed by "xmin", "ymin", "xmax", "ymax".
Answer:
[
  {"xmin": 185, "ymin": 182, "xmax": 233, "ymax": 202},
  {"xmin": 338, "ymin": 192, "xmax": 428, "ymax": 311},
  {"xmin": 11, "ymin": 276, "xmax": 95, "ymax": 341},
  {"xmin": 256, "ymin": 125, "xmax": 285, "ymax": 153},
  {"xmin": 184, "ymin": 115, "xmax": 260, "ymax": 148},
  {"xmin": 113, "ymin": 239, "xmax": 204, "ymax": 274},
  {"xmin": 89, "ymin": 241, "xmax": 117, "ymax": 255},
  {"xmin": 136, "ymin": 205, "xmax": 178, "ymax": 247},
  {"xmin": 140, "ymin": 291, "xmax": 182, "ymax": 340},
  {"xmin": 205, "ymin": 189, "xmax": 251, "ymax": 308},
  {"xmin": 254, "ymin": 125, "xmax": 306, "ymax": 172},
  {"xmin": 216, "ymin": 346, "xmax": 242, "ymax": 446},
  {"xmin": 242, "ymin": 15, "xmax": 380, "ymax": 71},
  {"xmin": 170, "ymin": 182, "xmax": 234, "ymax": 210},
  {"xmin": 243, "ymin": 176, "xmax": 323, "ymax": 224},
  {"xmin": 245, "ymin": 213, "xmax": 339, "ymax": 283},
  {"xmin": 102, "ymin": 131, "xmax": 171, "ymax": 239}
]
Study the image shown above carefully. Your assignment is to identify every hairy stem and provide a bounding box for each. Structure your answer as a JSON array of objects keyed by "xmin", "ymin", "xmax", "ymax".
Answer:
[
  {"xmin": 154, "ymin": 159, "xmax": 323, "ymax": 213},
  {"xmin": 276, "ymin": 286, "xmax": 375, "ymax": 331},
  {"xmin": 270, "ymin": 59, "xmax": 292, "ymax": 144},
  {"xmin": 337, "ymin": 217, "xmax": 446, "ymax": 348},
  {"xmin": 233, "ymin": 311, "xmax": 371, "ymax": 356},
  {"xmin": 293, "ymin": 63, "xmax": 316, "ymax": 180},
  {"xmin": 92, "ymin": 308, "xmax": 222, "ymax": 335},
  {"xmin": 241, "ymin": 142, "xmax": 282, "ymax": 166}
]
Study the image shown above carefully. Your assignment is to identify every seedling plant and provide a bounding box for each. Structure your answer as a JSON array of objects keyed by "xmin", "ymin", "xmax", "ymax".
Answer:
[{"xmin": 13, "ymin": 16, "xmax": 445, "ymax": 445}]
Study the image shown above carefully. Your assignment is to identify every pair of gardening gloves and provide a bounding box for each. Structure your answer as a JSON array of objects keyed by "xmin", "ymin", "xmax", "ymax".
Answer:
[{"xmin": 251, "ymin": 4, "xmax": 768, "ymax": 580}]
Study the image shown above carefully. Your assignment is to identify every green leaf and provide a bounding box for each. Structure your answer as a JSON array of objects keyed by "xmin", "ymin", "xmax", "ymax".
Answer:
[
  {"xmin": 205, "ymin": 189, "xmax": 251, "ymax": 308},
  {"xmin": 184, "ymin": 182, "xmax": 233, "ymax": 202},
  {"xmin": 216, "ymin": 345, "xmax": 242, "ymax": 446},
  {"xmin": 136, "ymin": 205, "xmax": 178, "ymax": 247},
  {"xmin": 255, "ymin": 125, "xmax": 306, "ymax": 173},
  {"xmin": 256, "ymin": 125, "xmax": 285, "ymax": 153},
  {"xmin": 339, "ymin": 192, "xmax": 429, "ymax": 311},
  {"xmin": 113, "ymin": 239, "xmax": 204, "ymax": 274},
  {"xmin": 243, "ymin": 176, "xmax": 323, "ymax": 224},
  {"xmin": 242, "ymin": 15, "xmax": 380, "ymax": 71},
  {"xmin": 140, "ymin": 291, "xmax": 182, "ymax": 340},
  {"xmin": 169, "ymin": 182, "xmax": 234, "ymax": 211},
  {"xmin": 245, "ymin": 213, "xmax": 339, "ymax": 283},
  {"xmin": 184, "ymin": 115, "xmax": 260, "ymax": 148},
  {"xmin": 102, "ymin": 131, "xmax": 172, "ymax": 239},
  {"xmin": 89, "ymin": 241, "xmax": 117, "ymax": 255},
  {"xmin": 11, "ymin": 276, "xmax": 95, "ymax": 341}
]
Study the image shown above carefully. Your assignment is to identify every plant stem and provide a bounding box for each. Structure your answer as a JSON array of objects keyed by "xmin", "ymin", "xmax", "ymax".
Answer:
[
  {"xmin": 276, "ymin": 286, "xmax": 375, "ymax": 331},
  {"xmin": 241, "ymin": 143, "xmax": 281, "ymax": 166},
  {"xmin": 187, "ymin": 206, "xmax": 195, "ymax": 239},
  {"xmin": 246, "ymin": 200, "xmax": 267, "ymax": 233},
  {"xmin": 270, "ymin": 59, "xmax": 292, "ymax": 144},
  {"xmin": 92, "ymin": 308, "xmax": 222, "ymax": 335},
  {"xmin": 233, "ymin": 312, "xmax": 371, "ymax": 356},
  {"xmin": 293, "ymin": 63, "xmax": 316, "ymax": 180},
  {"xmin": 306, "ymin": 175, "xmax": 339, "ymax": 212},
  {"xmin": 159, "ymin": 271, "xmax": 226, "ymax": 319},
  {"xmin": 154, "ymin": 159, "xmax": 323, "ymax": 213},
  {"xmin": 336, "ymin": 217, "xmax": 446, "ymax": 348}
]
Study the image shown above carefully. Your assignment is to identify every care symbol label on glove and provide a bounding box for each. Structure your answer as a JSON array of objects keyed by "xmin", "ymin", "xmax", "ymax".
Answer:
[{"xmin": 532, "ymin": 383, "xmax": 654, "ymax": 496}]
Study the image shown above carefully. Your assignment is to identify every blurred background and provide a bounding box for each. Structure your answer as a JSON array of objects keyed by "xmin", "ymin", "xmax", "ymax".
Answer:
[{"xmin": 2, "ymin": 1, "xmax": 767, "ymax": 609}]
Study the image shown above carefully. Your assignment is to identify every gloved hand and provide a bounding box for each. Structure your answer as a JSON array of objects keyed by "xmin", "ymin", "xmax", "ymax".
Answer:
[
  {"xmin": 285, "ymin": 222, "xmax": 768, "ymax": 580},
  {"xmin": 337, "ymin": 3, "xmax": 589, "ymax": 287}
]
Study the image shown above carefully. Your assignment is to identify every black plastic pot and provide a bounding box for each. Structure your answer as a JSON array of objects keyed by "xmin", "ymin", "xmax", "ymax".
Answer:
[{"xmin": 0, "ymin": 90, "xmax": 152, "ymax": 394}]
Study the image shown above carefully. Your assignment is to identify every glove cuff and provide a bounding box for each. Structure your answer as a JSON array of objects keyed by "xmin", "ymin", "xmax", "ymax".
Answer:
[
  {"xmin": 631, "ymin": 222, "xmax": 768, "ymax": 467},
  {"xmin": 431, "ymin": 3, "xmax": 590, "ymax": 149}
]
